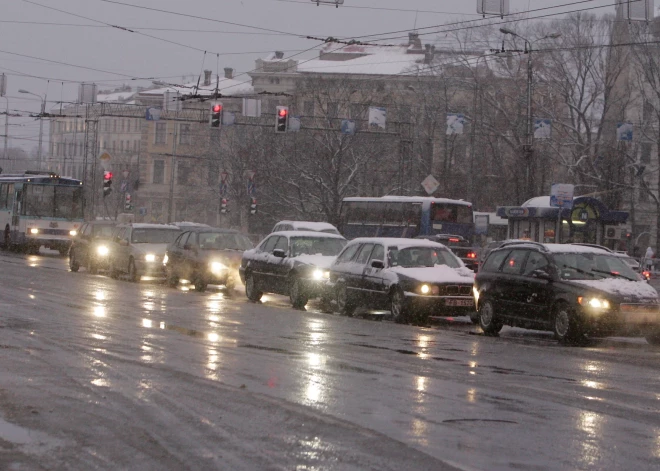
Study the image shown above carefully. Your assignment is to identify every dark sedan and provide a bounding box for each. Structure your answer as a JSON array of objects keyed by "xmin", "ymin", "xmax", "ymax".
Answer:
[
  {"xmin": 69, "ymin": 220, "xmax": 117, "ymax": 273},
  {"xmin": 239, "ymin": 231, "xmax": 346, "ymax": 308},
  {"xmin": 165, "ymin": 228, "xmax": 254, "ymax": 292},
  {"xmin": 328, "ymin": 237, "xmax": 476, "ymax": 324}
]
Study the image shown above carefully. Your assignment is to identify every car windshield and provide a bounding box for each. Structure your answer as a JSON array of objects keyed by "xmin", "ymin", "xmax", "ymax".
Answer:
[
  {"xmin": 131, "ymin": 228, "xmax": 180, "ymax": 244},
  {"xmin": 554, "ymin": 252, "xmax": 639, "ymax": 281},
  {"xmin": 389, "ymin": 246, "xmax": 462, "ymax": 268},
  {"xmin": 290, "ymin": 237, "xmax": 346, "ymax": 257},
  {"xmin": 93, "ymin": 225, "xmax": 115, "ymax": 238},
  {"xmin": 198, "ymin": 232, "xmax": 254, "ymax": 250}
]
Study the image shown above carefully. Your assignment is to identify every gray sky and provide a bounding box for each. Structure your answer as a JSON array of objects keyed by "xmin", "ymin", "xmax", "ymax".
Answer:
[{"xmin": 1, "ymin": 0, "xmax": 619, "ymax": 152}]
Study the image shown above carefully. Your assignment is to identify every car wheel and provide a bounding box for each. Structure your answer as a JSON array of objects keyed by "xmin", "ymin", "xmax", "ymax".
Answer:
[
  {"xmin": 336, "ymin": 283, "xmax": 355, "ymax": 317},
  {"xmin": 478, "ymin": 299, "xmax": 503, "ymax": 335},
  {"xmin": 69, "ymin": 253, "xmax": 80, "ymax": 272},
  {"xmin": 645, "ymin": 331, "xmax": 660, "ymax": 345},
  {"xmin": 553, "ymin": 302, "xmax": 583, "ymax": 344},
  {"xmin": 194, "ymin": 275, "xmax": 208, "ymax": 292},
  {"xmin": 166, "ymin": 269, "xmax": 179, "ymax": 288},
  {"xmin": 390, "ymin": 287, "xmax": 409, "ymax": 324},
  {"xmin": 245, "ymin": 273, "xmax": 263, "ymax": 302},
  {"xmin": 128, "ymin": 259, "xmax": 139, "ymax": 282},
  {"xmin": 2, "ymin": 226, "xmax": 10, "ymax": 250},
  {"xmin": 289, "ymin": 277, "xmax": 308, "ymax": 309}
]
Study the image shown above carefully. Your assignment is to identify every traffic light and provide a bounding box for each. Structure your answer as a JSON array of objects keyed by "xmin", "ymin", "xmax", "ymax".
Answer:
[
  {"xmin": 249, "ymin": 197, "xmax": 257, "ymax": 215},
  {"xmin": 275, "ymin": 106, "xmax": 288, "ymax": 133},
  {"xmin": 124, "ymin": 193, "xmax": 132, "ymax": 211},
  {"xmin": 209, "ymin": 102, "xmax": 223, "ymax": 128},
  {"xmin": 220, "ymin": 198, "xmax": 229, "ymax": 214},
  {"xmin": 103, "ymin": 171, "xmax": 113, "ymax": 198}
]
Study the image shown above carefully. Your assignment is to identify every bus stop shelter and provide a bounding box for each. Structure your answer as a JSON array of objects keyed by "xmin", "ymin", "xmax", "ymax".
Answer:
[{"xmin": 496, "ymin": 196, "xmax": 629, "ymax": 247}]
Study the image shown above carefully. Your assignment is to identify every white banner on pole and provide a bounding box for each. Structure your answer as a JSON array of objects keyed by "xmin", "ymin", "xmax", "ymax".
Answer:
[
  {"xmin": 477, "ymin": 0, "xmax": 510, "ymax": 16},
  {"xmin": 534, "ymin": 119, "xmax": 552, "ymax": 139},
  {"xmin": 242, "ymin": 98, "xmax": 262, "ymax": 117}
]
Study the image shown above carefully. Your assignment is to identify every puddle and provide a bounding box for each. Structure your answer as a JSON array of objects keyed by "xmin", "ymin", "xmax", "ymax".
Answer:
[{"xmin": 0, "ymin": 417, "xmax": 33, "ymax": 444}]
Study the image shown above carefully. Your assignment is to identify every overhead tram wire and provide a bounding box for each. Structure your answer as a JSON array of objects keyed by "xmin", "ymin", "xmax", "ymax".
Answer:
[{"xmin": 270, "ymin": 0, "xmax": 481, "ymax": 15}]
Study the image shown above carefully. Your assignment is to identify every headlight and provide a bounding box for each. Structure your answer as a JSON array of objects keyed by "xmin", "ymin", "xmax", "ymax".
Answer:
[
  {"xmin": 162, "ymin": 254, "xmax": 168, "ymax": 265},
  {"xmin": 312, "ymin": 268, "xmax": 328, "ymax": 280},
  {"xmin": 210, "ymin": 261, "xmax": 228, "ymax": 273},
  {"xmin": 420, "ymin": 284, "xmax": 430, "ymax": 294},
  {"xmin": 69, "ymin": 230, "xmax": 77, "ymax": 236},
  {"xmin": 578, "ymin": 296, "xmax": 611, "ymax": 309},
  {"xmin": 97, "ymin": 245, "xmax": 109, "ymax": 256},
  {"xmin": 30, "ymin": 228, "xmax": 39, "ymax": 235},
  {"xmin": 145, "ymin": 253, "xmax": 156, "ymax": 262}
]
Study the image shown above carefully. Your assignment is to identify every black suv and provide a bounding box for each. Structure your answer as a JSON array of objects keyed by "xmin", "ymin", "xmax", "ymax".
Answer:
[{"xmin": 474, "ymin": 241, "xmax": 660, "ymax": 344}]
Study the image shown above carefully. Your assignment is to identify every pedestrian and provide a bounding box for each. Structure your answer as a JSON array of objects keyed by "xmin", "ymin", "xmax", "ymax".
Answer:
[{"xmin": 644, "ymin": 246, "xmax": 655, "ymax": 270}]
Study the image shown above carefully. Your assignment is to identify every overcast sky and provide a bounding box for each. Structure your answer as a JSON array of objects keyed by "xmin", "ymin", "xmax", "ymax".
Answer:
[{"xmin": 1, "ymin": 0, "xmax": 620, "ymax": 152}]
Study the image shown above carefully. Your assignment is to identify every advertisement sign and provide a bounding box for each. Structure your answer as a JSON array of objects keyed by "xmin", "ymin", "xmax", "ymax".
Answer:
[
  {"xmin": 368, "ymin": 107, "xmax": 387, "ymax": 130},
  {"xmin": 550, "ymin": 183, "xmax": 575, "ymax": 209},
  {"xmin": 446, "ymin": 113, "xmax": 466, "ymax": 135}
]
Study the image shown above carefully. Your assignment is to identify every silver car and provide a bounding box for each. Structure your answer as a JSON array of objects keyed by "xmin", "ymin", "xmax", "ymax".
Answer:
[{"xmin": 108, "ymin": 223, "xmax": 181, "ymax": 281}]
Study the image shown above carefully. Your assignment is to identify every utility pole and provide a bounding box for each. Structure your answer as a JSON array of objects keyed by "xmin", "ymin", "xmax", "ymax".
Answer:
[
  {"xmin": 167, "ymin": 120, "xmax": 179, "ymax": 223},
  {"xmin": 1, "ymin": 74, "xmax": 8, "ymax": 166}
]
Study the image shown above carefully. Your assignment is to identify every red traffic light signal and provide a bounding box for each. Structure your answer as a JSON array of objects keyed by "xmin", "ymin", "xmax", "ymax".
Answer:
[
  {"xmin": 210, "ymin": 102, "xmax": 223, "ymax": 128},
  {"xmin": 278, "ymin": 108, "xmax": 287, "ymax": 117},
  {"xmin": 104, "ymin": 171, "xmax": 113, "ymax": 180},
  {"xmin": 275, "ymin": 106, "xmax": 289, "ymax": 133},
  {"xmin": 213, "ymin": 104, "xmax": 222, "ymax": 113}
]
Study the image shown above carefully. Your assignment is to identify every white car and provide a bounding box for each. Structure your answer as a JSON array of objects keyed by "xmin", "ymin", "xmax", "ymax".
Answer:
[
  {"xmin": 108, "ymin": 223, "xmax": 181, "ymax": 281},
  {"xmin": 271, "ymin": 220, "xmax": 341, "ymax": 235}
]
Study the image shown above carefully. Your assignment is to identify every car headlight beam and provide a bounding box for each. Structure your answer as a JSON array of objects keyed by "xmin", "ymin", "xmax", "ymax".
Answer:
[
  {"xmin": 210, "ymin": 261, "xmax": 228, "ymax": 273},
  {"xmin": 312, "ymin": 269, "xmax": 326, "ymax": 280},
  {"xmin": 162, "ymin": 254, "xmax": 168, "ymax": 265},
  {"xmin": 145, "ymin": 253, "xmax": 156, "ymax": 262},
  {"xmin": 69, "ymin": 230, "xmax": 78, "ymax": 237},
  {"xmin": 30, "ymin": 228, "xmax": 39, "ymax": 235},
  {"xmin": 97, "ymin": 245, "xmax": 109, "ymax": 256},
  {"xmin": 577, "ymin": 296, "xmax": 611, "ymax": 309}
]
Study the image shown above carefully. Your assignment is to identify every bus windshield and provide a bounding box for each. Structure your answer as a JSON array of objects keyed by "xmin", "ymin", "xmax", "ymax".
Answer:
[
  {"xmin": 22, "ymin": 184, "xmax": 83, "ymax": 219},
  {"xmin": 431, "ymin": 203, "xmax": 473, "ymax": 224}
]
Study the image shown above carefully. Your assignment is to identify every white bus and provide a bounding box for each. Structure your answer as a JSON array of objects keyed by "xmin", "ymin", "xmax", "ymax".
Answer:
[{"xmin": 0, "ymin": 172, "xmax": 84, "ymax": 254}]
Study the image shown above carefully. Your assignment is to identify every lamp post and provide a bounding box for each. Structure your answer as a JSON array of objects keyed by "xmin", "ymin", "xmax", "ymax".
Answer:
[
  {"xmin": 18, "ymin": 89, "xmax": 47, "ymax": 170},
  {"xmin": 499, "ymin": 28, "xmax": 561, "ymax": 200},
  {"xmin": 2, "ymin": 95, "xmax": 7, "ymax": 165}
]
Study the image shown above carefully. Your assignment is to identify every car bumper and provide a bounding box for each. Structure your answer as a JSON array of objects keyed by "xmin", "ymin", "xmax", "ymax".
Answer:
[
  {"xmin": 580, "ymin": 305, "xmax": 660, "ymax": 336},
  {"xmin": 405, "ymin": 292, "xmax": 476, "ymax": 314},
  {"xmin": 136, "ymin": 260, "xmax": 167, "ymax": 276},
  {"xmin": 299, "ymin": 278, "xmax": 331, "ymax": 298}
]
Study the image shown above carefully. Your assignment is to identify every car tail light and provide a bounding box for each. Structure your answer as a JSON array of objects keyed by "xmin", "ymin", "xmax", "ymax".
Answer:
[
  {"xmin": 467, "ymin": 251, "xmax": 477, "ymax": 259},
  {"xmin": 449, "ymin": 238, "xmax": 460, "ymax": 243}
]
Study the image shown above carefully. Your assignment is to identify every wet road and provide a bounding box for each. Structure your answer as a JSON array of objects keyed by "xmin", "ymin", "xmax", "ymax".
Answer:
[{"xmin": 1, "ymin": 250, "xmax": 660, "ymax": 470}]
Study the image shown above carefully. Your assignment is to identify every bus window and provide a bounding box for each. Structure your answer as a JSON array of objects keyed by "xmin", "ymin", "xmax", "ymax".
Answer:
[
  {"xmin": 431, "ymin": 203, "xmax": 472, "ymax": 224},
  {"xmin": 0, "ymin": 184, "xmax": 7, "ymax": 209}
]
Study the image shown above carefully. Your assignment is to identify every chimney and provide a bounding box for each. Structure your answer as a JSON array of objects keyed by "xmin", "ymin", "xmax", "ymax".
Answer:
[
  {"xmin": 408, "ymin": 31, "xmax": 422, "ymax": 52},
  {"xmin": 274, "ymin": 51, "xmax": 284, "ymax": 59},
  {"xmin": 424, "ymin": 44, "xmax": 435, "ymax": 64},
  {"xmin": 224, "ymin": 67, "xmax": 234, "ymax": 79},
  {"xmin": 203, "ymin": 69, "xmax": 212, "ymax": 86}
]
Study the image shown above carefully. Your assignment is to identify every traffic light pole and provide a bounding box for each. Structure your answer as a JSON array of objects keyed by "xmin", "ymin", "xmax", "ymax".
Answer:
[{"xmin": 166, "ymin": 121, "xmax": 179, "ymax": 224}]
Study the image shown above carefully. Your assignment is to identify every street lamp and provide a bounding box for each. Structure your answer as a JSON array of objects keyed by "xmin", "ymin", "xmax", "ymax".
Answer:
[
  {"xmin": 499, "ymin": 28, "xmax": 561, "ymax": 200},
  {"xmin": 18, "ymin": 89, "xmax": 47, "ymax": 170}
]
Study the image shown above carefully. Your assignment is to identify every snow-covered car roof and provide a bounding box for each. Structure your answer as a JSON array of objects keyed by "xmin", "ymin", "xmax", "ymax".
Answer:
[
  {"xmin": 272, "ymin": 230, "xmax": 345, "ymax": 240},
  {"xmin": 119, "ymin": 223, "xmax": 181, "ymax": 230},
  {"xmin": 174, "ymin": 221, "xmax": 211, "ymax": 228},
  {"xmin": 273, "ymin": 220, "xmax": 340, "ymax": 232},
  {"xmin": 544, "ymin": 243, "xmax": 614, "ymax": 254},
  {"xmin": 346, "ymin": 237, "xmax": 450, "ymax": 250}
]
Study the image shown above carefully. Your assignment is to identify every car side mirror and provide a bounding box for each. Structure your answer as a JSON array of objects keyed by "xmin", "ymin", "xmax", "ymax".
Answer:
[
  {"xmin": 273, "ymin": 249, "xmax": 286, "ymax": 258},
  {"xmin": 371, "ymin": 259, "xmax": 384, "ymax": 269},
  {"xmin": 532, "ymin": 269, "xmax": 552, "ymax": 280}
]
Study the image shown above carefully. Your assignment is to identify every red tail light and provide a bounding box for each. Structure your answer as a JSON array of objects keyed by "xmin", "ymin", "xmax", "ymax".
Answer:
[
  {"xmin": 467, "ymin": 252, "xmax": 477, "ymax": 259},
  {"xmin": 449, "ymin": 238, "xmax": 460, "ymax": 243}
]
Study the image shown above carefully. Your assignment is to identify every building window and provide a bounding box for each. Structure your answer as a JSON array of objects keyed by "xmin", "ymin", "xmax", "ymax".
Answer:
[
  {"xmin": 151, "ymin": 202, "xmax": 163, "ymax": 223},
  {"xmin": 327, "ymin": 102, "xmax": 338, "ymax": 119},
  {"xmin": 113, "ymin": 120, "xmax": 117, "ymax": 133},
  {"xmin": 179, "ymin": 124, "xmax": 191, "ymax": 145},
  {"xmin": 153, "ymin": 160, "xmax": 165, "ymax": 184},
  {"xmin": 177, "ymin": 162, "xmax": 191, "ymax": 185},
  {"xmin": 133, "ymin": 140, "xmax": 138, "ymax": 152},
  {"xmin": 120, "ymin": 140, "xmax": 124, "ymax": 152},
  {"xmin": 641, "ymin": 142, "xmax": 652, "ymax": 164},
  {"xmin": 304, "ymin": 100, "xmax": 314, "ymax": 117},
  {"xmin": 155, "ymin": 122, "xmax": 167, "ymax": 144}
]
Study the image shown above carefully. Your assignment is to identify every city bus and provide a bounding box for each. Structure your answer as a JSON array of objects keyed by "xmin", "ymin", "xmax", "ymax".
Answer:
[
  {"xmin": 338, "ymin": 196, "xmax": 475, "ymax": 240},
  {"xmin": 0, "ymin": 171, "xmax": 84, "ymax": 254}
]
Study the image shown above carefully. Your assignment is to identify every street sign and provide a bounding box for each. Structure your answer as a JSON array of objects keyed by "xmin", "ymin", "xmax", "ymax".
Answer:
[
  {"xmin": 421, "ymin": 175, "xmax": 440, "ymax": 195},
  {"xmin": 550, "ymin": 183, "xmax": 575, "ymax": 209}
]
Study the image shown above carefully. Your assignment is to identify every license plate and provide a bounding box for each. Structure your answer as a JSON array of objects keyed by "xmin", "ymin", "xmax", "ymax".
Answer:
[
  {"xmin": 621, "ymin": 304, "xmax": 660, "ymax": 324},
  {"xmin": 445, "ymin": 298, "xmax": 474, "ymax": 307}
]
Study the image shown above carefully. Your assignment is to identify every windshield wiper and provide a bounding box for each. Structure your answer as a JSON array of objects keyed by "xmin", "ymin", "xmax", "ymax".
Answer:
[{"xmin": 591, "ymin": 268, "xmax": 636, "ymax": 281}]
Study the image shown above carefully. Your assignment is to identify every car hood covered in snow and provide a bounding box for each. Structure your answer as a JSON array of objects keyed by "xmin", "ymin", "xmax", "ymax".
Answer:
[
  {"xmin": 291, "ymin": 254, "xmax": 337, "ymax": 269},
  {"xmin": 570, "ymin": 278, "xmax": 659, "ymax": 302}
]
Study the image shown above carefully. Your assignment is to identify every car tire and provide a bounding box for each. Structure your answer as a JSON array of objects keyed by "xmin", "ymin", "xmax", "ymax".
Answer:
[
  {"xmin": 245, "ymin": 273, "xmax": 263, "ymax": 302},
  {"xmin": 194, "ymin": 275, "xmax": 208, "ymax": 292},
  {"xmin": 645, "ymin": 332, "xmax": 660, "ymax": 345},
  {"xmin": 166, "ymin": 269, "xmax": 179, "ymax": 288},
  {"xmin": 128, "ymin": 259, "xmax": 138, "ymax": 282},
  {"xmin": 289, "ymin": 277, "xmax": 308, "ymax": 309},
  {"xmin": 69, "ymin": 253, "xmax": 80, "ymax": 272},
  {"xmin": 553, "ymin": 302, "xmax": 583, "ymax": 344},
  {"xmin": 478, "ymin": 299, "xmax": 503, "ymax": 335},
  {"xmin": 390, "ymin": 287, "xmax": 409, "ymax": 324},
  {"xmin": 2, "ymin": 226, "xmax": 10, "ymax": 250},
  {"xmin": 336, "ymin": 283, "xmax": 356, "ymax": 317}
]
